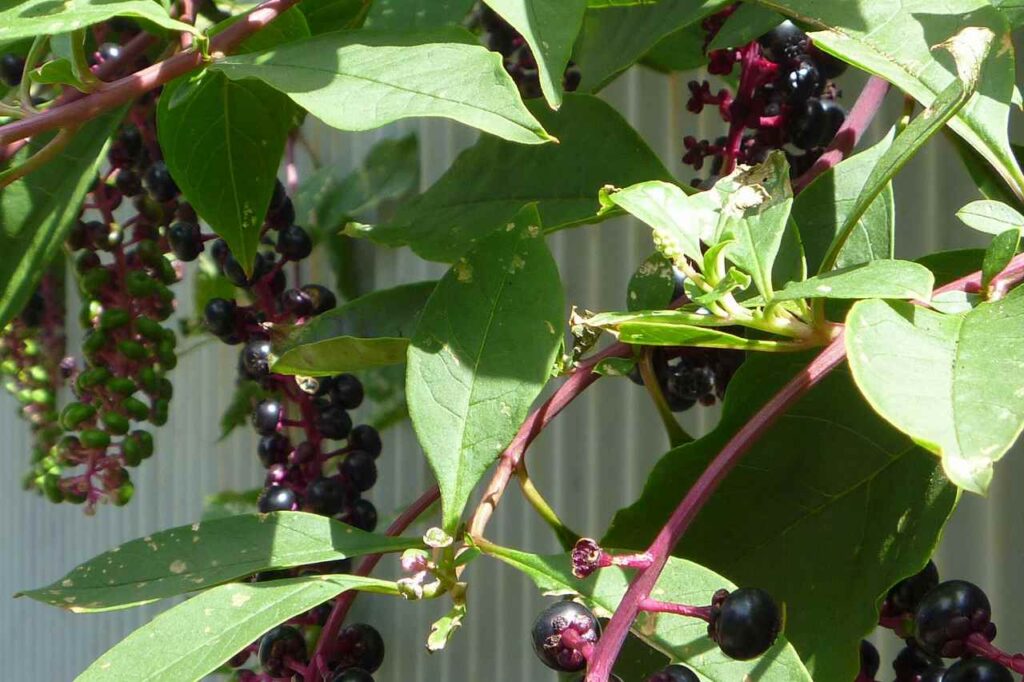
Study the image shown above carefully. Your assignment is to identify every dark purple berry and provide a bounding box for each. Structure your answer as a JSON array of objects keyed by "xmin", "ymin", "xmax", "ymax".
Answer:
[
  {"xmin": 887, "ymin": 561, "xmax": 940, "ymax": 615},
  {"xmin": 530, "ymin": 601, "xmax": 600, "ymax": 672},
  {"xmin": 221, "ymin": 252, "xmax": 249, "ymax": 288},
  {"xmin": 305, "ymin": 476, "xmax": 348, "ymax": 516},
  {"xmin": 331, "ymin": 374, "xmax": 364, "ymax": 410},
  {"xmin": 330, "ymin": 668, "xmax": 374, "ymax": 682},
  {"xmin": 269, "ymin": 179, "xmax": 287, "ymax": 212},
  {"xmin": 944, "ymin": 658, "xmax": 1012, "ymax": 682},
  {"xmin": 258, "ymin": 485, "xmax": 296, "ymax": 512},
  {"xmin": 349, "ymin": 425, "xmax": 382, "ymax": 458},
  {"xmin": 915, "ymin": 580, "xmax": 993, "ymax": 658},
  {"xmin": 243, "ymin": 340, "xmax": 273, "ymax": 378},
  {"xmin": 280, "ymin": 288, "xmax": 315, "ymax": 317},
  {"xmin": 115, "ymin": 169, "xmax": 143, "ymax": 196},
  {"xmin": 252, "ymin": 400, "xmax": 283, "ymax": 436},
  {"xmin": 665, "ymin": 360, "xmax": 716, "ymax": 402},
  {"xmin": 646, "ymin": 664, "xmax": 700, "ymax": 682},
  {"xmin": 334, "ymin": 623, "xmax": 385, "ymax": 673},
  {"xmin": 97, "ymin": 42, "xmax": 123, "ymax": 62},
  {"xmin": 789, "ymin": 98, "xmax": 846, "ymax": 151},
  {"xmin": 338, "ymin": 499, "xmax": 377, "ymax": 532},
  {"xmin": 783, "ymin": 59, "xmax": 823, "ymax": 103},
  {"xmin": 302, "ymin": 284, "xmax": 337, "ymax": 316},
  {"xmin": 211, "ymin": 238, "xmax": 229, "ymax": 265},
  {"xmin": 276, "ymin": 224, "xmax": 313, "ymax": 261},
  {"xmin": 316, "ymin": 405, "xmax": 352, "ymax": 440},
  {"xmin": 258, "ymin": 625, "xmax": 306, "ymax": 677},
  {"xmin": 709, "ymin": 588, "xmax": 781, "ymax": 660},
  {"xmin": 257, "ymin": 433, "xmax": 291, "ymax": 467},
  {"xmin": 204, "ymin": 298, "xmax": 237, "ymax": 337},
  {"xmin": 143, "ymin": 162, "xmax": 179, "ymax": 203},
  {"xmin": 1, "ymin": 53, "xmax": 25, "ymax": 87},
  {"xmin": 921, "ymin": 666, "xmax": 949, "ymax": 682},
  {"xmin": 758, "ymin": 21, "xmax": 808, "ymax": 63},
  {"xmin": 340, "ymin": 451, "xmax": 377, "ymax": 492},
  {"xmin": 859, "ymin": 640, "xmax": 880, "ymax": 679},
  {"xmin": 19, "ymin": 291, "xmax": 44, "ymax": 327},
  {"xmin": 267, "ymin": 196, "xmax": 295, "ymax": 229},
  {"xmin": 893, "ymin": 642, "xmax": 942, "ymax": 681},
  {"xmin": 167, "ymin": 220, "xmax": 203, "ymax": 262}
]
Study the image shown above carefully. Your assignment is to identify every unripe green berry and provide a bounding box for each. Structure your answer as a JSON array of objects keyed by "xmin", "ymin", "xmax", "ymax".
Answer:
[
  {"xmin": 117, "ymin": 339, "xmax": 148, "ymax": 361},
  {"xmin": 137, "ymin": 366, "xmax": 159, "ymax": 393},
  {"xmin": 41, "ymin": 474, "xmax": 64, "ymax": 503},
  {"xmin": 76, "ymin": 367, "xmax": 112, "ymax": 391},
  {"xmin": 102, "ymin": 411, "xmax": 130, "ymax": 435},
  {"xmin": 81, "ymin": 268, "xmax": 112, "ymax": 296},
  {"xmin": 125, "ymin": 271, "xmax": 158, "ymax": 297},
  {"xmin": 135, "ymin": 316, "xmax": 164, "ymax": 342},
  {"xmin": 136, "ymin": 240, "xmax": 162, "ymax": 267},
  {"xmin": 113, "ymin": 480, "xmax": 134, "ymax": 507},
  {"xmin": 150, "ymin": 398, "xmax": 170, "ymax": 426},
  {"xmin": 123, "ymin": 396, "xmax": 150, "ymax": 421},
  {"xmin": 80, "ymin": 428, "xmax": 111, "ymax": 449},
  {"xmin": 60, "ymin": 402, "xmax": 96, "ymax": 430},
  {"xmin": 99, "ymin": 308, "xmax": 131, "ymax": 331},
  {"xmin": 82, "ymin": 331, "xmax": 108, "ymax": 359},
  {"xmin": 105, "ymin": 376, "xmax": 137, "ymax": 395}
]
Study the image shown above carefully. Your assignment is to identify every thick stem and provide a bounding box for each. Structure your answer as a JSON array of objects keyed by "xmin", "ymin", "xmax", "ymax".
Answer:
[{"xmin": 0, "ymin": 0, "xmax": 300, "ymax": 145}]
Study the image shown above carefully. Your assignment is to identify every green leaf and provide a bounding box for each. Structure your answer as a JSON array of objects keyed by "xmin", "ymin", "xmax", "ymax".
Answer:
[
  {"xmin": 481, "ymin": 541, "xmax": 812, "ymax": 681},
  {"xmin": 981, "ymin": 228, "xmax": 1021, "ymax": 289},
  {"xmin": 708, "ymin": 3, "xmax": 784, "ymax": 51},
  {"xmin": 210, "ymin": 28, "xmax": 553, "ymax": 146},
  {"xmin": 366, "ymin": 0, "xmax": 475, "ymax": 29},
  {"xmin": 846, "ymin": 293, "xmax": 1024, "ymax": 493},
  {"xmin": 192, "ymin": 255, "xmax": 236, "ymax": 320},
  {"xmin": 301, "ymin": 0, "xmax": 370, "ymax": 33},
  {"xmin": 773, "ymin": 260, "xmax": 934, "ymax": 302},
  {"xmin": 989, "ymin": 0, "xmax": 1024, "ymax": 26},
  {"xmin": 407, "ymin": 206, "xmax": 564, "ymax": 531},
  {"xmin": 573, "ymin": 0, "xmax": 729, "ymax": 92},
  {"xmin": 213, "ymin": 5, "xmax": 311, "ymax": 52},
  {"xmin": 0, "ymin": 0, "xmax": 197, "ymax": 47},
  {"xmin": 956, "ymin": 199, "xmax": 1024, "ymax": 235},
  {"xmin": 582, "ymin": 311, "xmax": 792, "ymax": 351},
  {"xmin": 201, "ymin": 489, "xmax": 260, "ymax": 520},
  {"xmin": 483, "ymin": 0, "xmax": 587, "ymax": 109},
  {"xmin": 627, "ymin": 252, "xmax": 679, "ymax": 312},
  {"xmin": 158, "ymin": 66, "xmax": 293, "ymax": 276},
  {"xmin": 792, "ymin": 132, "xmax": 895, "ymax": 273},
  {"xmin": 639, "ymin": 22, "xmax": 708, "ymax": 73},
  {"xmin": 601, "ymin": 181, "xmax": 705, "ymax": 265},
  {"xmin": 0, "ymin": 107, "xmax": 125, "ymax": 328},
  {"xmin": 756, "ymin": 0, "xmax": 1023, "ymax": 200},
  {"xmin": 78, "ymin": 575, "xmax": 398, "ymax": 681},
  {"xmin": 31, "ymin": 59, "xmax": 91, "ymax": 90},
  {"xmin": 603, "ymin": 353, "xmax": 958, "ymax": 681},
  {"xmin": 272, "ymin": 281, "xmax": 437, "ymax": 376},
  {"xmin": 19, "ymin": 512, "xmax": 420, "ymax": 611},
  {"xmin": 357, "ymin": 94, "xmax": 671, "ymax": 261},
  {"xmin": 426, "ymin": 599, "xmax": 467, "ymax": 651}
]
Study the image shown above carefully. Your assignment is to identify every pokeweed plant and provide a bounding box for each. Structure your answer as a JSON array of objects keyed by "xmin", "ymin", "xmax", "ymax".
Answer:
[{"xmin": 2, "ymin": 0, "xmax": 1024, "ymax": 680}]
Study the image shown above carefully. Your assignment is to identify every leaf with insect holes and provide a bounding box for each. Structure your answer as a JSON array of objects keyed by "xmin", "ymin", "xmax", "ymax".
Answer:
[
  {"xmin": 627, "ymin": 252, "xmax": 680, "ymax": 312},
  {"xmin": 480, "ymin": 540, "xmax": 812, "ymax": 681},
  {"xmin": 407, "ymin": 205, "xmax": 564, "ymax": 532},
  {"xmin": 77, "ymin": 575, "xmax": 398, "ymax": 681},
  {"xmin": 0, "ymin": 0, "xmax": 197, "ymax": 47},
  {"xmin": 210, "ymin": 28, "xmax": 553, "ymax": 146},
  {"xmin": 273, "ymin": 281, "xmax": 437, "ymax": 376},
  {"xmin": 846, "ymin": 291, "xmax": 1024, "ymax": 493},
  {"xmin": 603, "ymin": 353, "xmax": 957, "ymax": 681},
  {"xmin": 0, "ymin": 107, "xmax": 126, "ymax": 329},
  {"xmin": 18, "ymin": 512, "xmax": 421, "ymax": 611},
  {"xmin": 483, "ymin": 0, "xmax": 587, "ymax": 108},
  {"xmin": 957, "ymin": 199, "xmax": 1024, "ymax": 235},
  {"xmin": 772, "ymin": 260, "xmax": 934, "ymax": 302}
]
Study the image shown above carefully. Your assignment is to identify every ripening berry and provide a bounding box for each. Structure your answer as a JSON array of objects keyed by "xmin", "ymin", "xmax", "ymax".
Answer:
[
  {"xmin": 258, "ymin": 625, "xmax": 307, "ymax": 677},
  {"xmin": 334, "ymin": 623, "xmax": 385, "ymax": 673},
  {"xmin": 914, "ymin": 580, "xmax": 994, "ymax": 658},
  {"xmin": 645, "ymin": 664, "xmax": 700, "ymax": 682}
]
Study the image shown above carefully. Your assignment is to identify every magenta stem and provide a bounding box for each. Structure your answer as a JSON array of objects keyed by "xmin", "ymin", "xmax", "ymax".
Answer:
[
  {"xmin": 966, "ymin": 633, "xmax": 1024, "ymax": 673},
  {"xmin": 638, "ymin": 598, "xmax": 713, "ymax": 622}
]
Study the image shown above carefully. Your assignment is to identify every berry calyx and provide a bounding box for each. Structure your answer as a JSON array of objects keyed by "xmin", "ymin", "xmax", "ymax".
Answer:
[
  {"xmin": 914, "ymin": 580, "xmax": 994, "ymax": 657},
  {"xmin": 334, "ymin": 623, "xmax": 385, "ymax": 673},
  {"xmin": 646, "ymin": 664, "xmax": 700, "ymax": 682},
  {"xmin": 708, "ymin": 587, "xmax": 781, "ymax": 660},
  {"xmin": 258, "ymin": 624, "xmax": 307, "ymax": 677},
  {"xmin": 943, "ymin": 658, "xmax": 1013, "ymax": 682},
  {"xmin": 258, "ymin": 485, "xmax": 296, "ymax": 512},
  {"xmin": 887, "ymin": 561, "xmax": 940, "ymax": 615},
  {"xmin": 530, "ymin": 600, "xmax": 600, "ymax": 672}
]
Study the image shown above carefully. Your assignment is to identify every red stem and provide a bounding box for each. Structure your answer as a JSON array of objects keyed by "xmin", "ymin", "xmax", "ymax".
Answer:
[
  {"xmin": 638, "ymin": 598, "xmax": 713, "ymax": 622},
  {"xmin": 966, "ymin": 632, "xmax": 1024, "ymax": 673}
]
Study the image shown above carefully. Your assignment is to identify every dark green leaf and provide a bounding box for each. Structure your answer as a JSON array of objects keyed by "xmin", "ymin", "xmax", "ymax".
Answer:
[
  {"xmin": 981, "ymin": 228, "xmax": 1021, "ymax": 289},
  {"xmin": 202, "ymin": 489, "xmax": 260, "ymax": 520},
  {"xmin": 582, "ymin": 310, "xmax": 793, "ymax": 350},
  {"xmin": 357, "ymin": 94, "xmax": 671, "ymax": 261},
  {"xmin": 210, "ymin": 28, "xmax": 553, "ymax": 146},
  {"xmin": 708, "ymin": 3, "xmax": 784, "ymax": 51},
  {"xmin": 213, "ymin": 5, "xmax": 311, "ymax": 52},
  {"xmin": 407, "ymin": 205, "xmax": 564, "ymax": 531},
  {"xmin": 30, "ymin": 59, "xmax": 91, "ymax": 89},
  {"xmin": 773, "ymin": 260, "xmax": 934, "ymax": 302},
  {"xmin": 19, "ymin": 512, "xmax": 421, "ymax": 611},
  {"xmin": 78, "ymin": 575, "xmax": 398, "ymax": 681},
  {"xmin": 0, "ymin": 0, "xmax": 196, "ymax": 47},
  {"xmin": 301, "ymin": 0, "xmax": 370, "ymax": 33},
  {"xmin": 917, "ymin": 248, "xmax": 984, "ymax": 286},
  {"xmin": 627, "ymin": 252, "xmax": 679, "ymax": 312},
  {"xmin": 273, "ymin": 281, "xmax": 437, "ymax": 375},
  {"xmin": 947, "ymin": 130, "xmax": 1024, "ymax": 210},
  {"xmin": 365, "ymin": 0, "xmax": 475, "ymax": 29},
  {"xmin": 603, "ymin": 353, "xmax": 957, "ymax": 681},
  {"xmin": 956, "ymin": 199, "xmax": 1024, "ymax": 235},
  {"xmin": 846, "ymin": 291, "xmax": 1024, "ymax": 493},
  {"xmin": 639, "ymin": 23, "xmax": 708, "ymax": 73},
  {"xmin": 0, "ymin": 107, "xmax": 125, "ymax": 328}
]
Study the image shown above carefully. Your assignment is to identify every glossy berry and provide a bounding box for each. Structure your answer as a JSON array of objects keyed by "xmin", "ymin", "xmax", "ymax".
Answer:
[
  {"xmin": 665, "ymin": 361, "xmax": 715, "ymax": 402},
  {"xmin": 258, "ymin": 485, "xmax": 296, "ymax": 512},
  {"xmin": 143, "ymin": 162, "xmax": 179, "ymax": 203},
  {"xmin": 338, "ymin": 499, "xmax": 377, "ymax": 532},
  {"xmin": 96, "ymin": 42, "xmax": 122, "ymax": 62},
  {"xmin": 646, "ymin": 664, "xmax": 700, "ymax": 682},
  {"xmin": 257, "ymin": 433, "xmax": 291, "ymax": 467},
  {"xmin": 921, "ymin": 667, "xmax": 949, "ymax": 682},
  {"xmin": 280, "ymin": 288, "xmax": 315, "ymax": 317},
  {"xmin": 330, "ymin": 669, "xmax": 374, "ymax": 682},
  {"xmin": 789, "ymin": 98, "xmax": 846, "ymax": 151},
  {"xmin": 859, "ymin": 640, "xmax": 880, "ymax": 679},
  {"xmin": 277, "ymin": 224, "xmax": 313, "ymax": 261},
  {"xmin": 944, "ymin": 658, "xmax": 1013, "ymax": 682},
  {"xmin": 302, "ymin": 284, "xmax": 337, "ymax": 316},
  {"xmin": 167, "ymin": 221, "xmax": 203, "ymax": 262},
  {"xmin": 204, "ymin": 298, "xmax": 237, "ymax": 337},
  {"xmin": 305, "ymin": 476, "xmax": 348, "ymax": 516},
  {"xmin": 115, "ymin": 169, "xmax": 143, "ymax": 196},
  {"xmin": 531, "ymin": 601, "xmax": 600, "ymax": 672},
  {"xmin": 887, "ymin": 561, "xmax": 940, "ymax": 615},
  {"xmin": 267, "ymin": 196, "xmax": 296, "ymax": 230},
  {"xmin": 893, "ymin": 643, "xmax": 943, "ymax": 681},
  {"xmin": 709, "ymin": 588, "xmax": 781, "ymax": 660},
  {"xmin": 341, "ymin": 451, "xmax": 377, "ymax": 492},
  {"xmin": 243, "ymin": 340, "xmax": 273, "ymax": 378},
  {"xmin": 317, "ymin": 405, "xmax": 353, "ymax": 440},
  {"xmin": 783, "ymin": 59, "xmax": 823, "ymax": 103},
  {"xmin": 914, "ymin": 580, "xmax": 993, "ymax": 657},
  {"xmin": 758, "ymin": 21, "xmax": 808, "ymax": 63},
  {"xmin": 252, "ymin": 400, "xmax": 283, "ymax": 436},
  {"xmin": 335, "ymin": 623, "xmax": 385, "ymax": 673},
  {"xmin": 221, "ymin": 252, "xmax": 249, "ymax": 288},
  {"xmin": 0, "ymin": 53, "xmax": 25, "ymax": 87},
  {"xmin": 331, "ymin": 374, "xmax": 365, "ymax": 410},
  {"xmin": 258, "ymin": 624, "xmax": 307, "ymax": 677},
  {"xmin": 349, "ymin": 425, "xmax": 382, "ymax": 458}
]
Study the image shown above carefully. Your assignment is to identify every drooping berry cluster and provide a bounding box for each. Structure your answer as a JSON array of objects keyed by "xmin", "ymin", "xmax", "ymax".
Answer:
[
  {"xmin": 684, "ymin": 14, "xmax": 848, "ymax": 183},
  {"xmin": 0, "ymin": 279, "xmax": 67, "ymax": 498},
  {"xmin": 469, "ymin": 4, "xmax": 581, "ymax": 99}
]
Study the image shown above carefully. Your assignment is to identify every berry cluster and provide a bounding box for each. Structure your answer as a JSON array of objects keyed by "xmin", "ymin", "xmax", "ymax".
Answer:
[
  {"xmin": 200, "ymin": 181, "xmax": 387, "ymax": 680},
  {"xmin": 630, "ymin": 347, "xmax": 745, "ymax": 413},
  {"xmin": 0, "ymin": 280, "xmax": 67, "ymax": 498},
  {"xmin": 859, "ymin": 562, "xmax": 1016, "ymax": 682},
  {"xmin": 684, "ymin": 15, "xmax": 847, "ymax": 183},
  {"xmin": 470, "ymin": 4, "xmax": 581, "ymax": 99}
]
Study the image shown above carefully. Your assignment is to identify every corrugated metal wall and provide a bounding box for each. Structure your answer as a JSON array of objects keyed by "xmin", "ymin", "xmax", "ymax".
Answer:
[{"xmin": 2, "ymin": 64, "xmax": 1023, "ymax": 681}]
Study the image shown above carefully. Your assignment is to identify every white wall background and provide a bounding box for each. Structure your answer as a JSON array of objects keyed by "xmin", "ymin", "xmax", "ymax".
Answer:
[{"xmin": 1, "ymin": 64, "xmax": 1023, "ymax": 681}]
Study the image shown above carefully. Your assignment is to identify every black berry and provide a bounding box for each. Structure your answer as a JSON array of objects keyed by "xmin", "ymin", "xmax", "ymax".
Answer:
[
  {"xmin": 257, "ymin": 433, "xmax": 291, "ymax": 467},
  {"xmin": 330, "ymin": 669, "xmax": 374, "ymax": 682},
  {"xmin": 277, "ymin": 224, "xmax": 313, "ymax": 261},
  {"xmin": 316, "ymin": 405, "xmax": 353, "ymax": 440},
  {"xmin": 338, "ymin": 499, "xmax": 378, "ymax": 532},
  {"xmin": 243, "ymin": 340, "xmax": 273, "ymax": 379},
  {"xmin": 143, "ymin": 162, "xmax": 179, "ymax": 203},
  {"xmin": 267, "ymin": 196, "xmax": 295, "ymax": 229},
  {"xmin": 808, "ymin": 43, "xmax": 848, "ymax": 78},
  {"xmin": 167, "ymin": 221, "xmax": 203, "ymax": 262},
  {"xmin": 331, "ymin": 374, "xmax": 365, "ymax": 410},
  {"xmin": 530, "ymin": 601, "xmax": 600, "ymax": 672},
  {"xmin": 305, "ymin": 476, "xmax": 348, "ymax": 516},
  {"xmin": 646, "ymin": 664, "xmax": 700, "ymax": 682},
  {"xmin": 349, "ymin": 425, "xmax": 382, "ymax": 458},
  {"xmin": 758, "ymin": 21, "xmax": 808, "ymax": 63},
  {"xmin": 115, "ymin": 169, "xmax": 143, "ymax": 196},
  {"xmin": 665, "ymin": 360, "xmax": 716, "ymax": 403},
  {"xmin": 302, "ymin": 284, "xmax": 336, "ymax": 316},
  {"xmin": 258, "ymin": 485, "xmax": 296, "ymax": 512},
  {"xmin": 887, "ymin": 561, "xmax": 940, "ymax": 615},
  {"xmin": 709, "ymin": 588, "xmax": 781, "ymax": 660},
  {"xmin": 783, "ymin": 59, "xmax": 823, "ymax": 103},
  {"xmin": 914, "ymin": 580, "xmax": 993, "ymax": 657},
  {"xmin": 258, "ymin": 624, "xmax": 307, "ymax": 677},
  {"xmin": 859, "ymin": 640, "xmax": 880, "ymax": 679},
  {"xmin": 334, "ymin": 623, "xmax": 385, "ymax": 673},
  {"xmin": 944, "ymin": 658, "xmax": 1013, "ymax": 682},
  {"xmin": 204, "ymin": 298, "xmax": 237, "ymax": 337},
  {"xmin": 341, "ymin": 451, "xmax": 377, "ymax": 492},
  {"xmin": 97, "ymin": 42, "xmax": 123, "ymax": 62},
  {"xmin": 252, "ymin": 399, "xmax": 283, "ymax": 436},
  {"xmin": 893, "ymin": 642, "xmax": 942, "ymax": 681},
  {"xmin": 0, "ymin": 53, "xmax": 25, "ymax": 87},
  {"xmin": 221, "ymin": 252, "xmax": 249, "ymax": 288},
  {"xmin": 280, "ymin": 288, "xmax": 315, "ymax": 317},
  {"xmin": 789, "ymin": 98, "xmax": 846, "ymax": 151}
]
